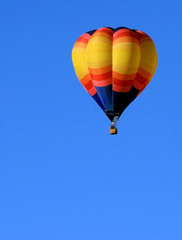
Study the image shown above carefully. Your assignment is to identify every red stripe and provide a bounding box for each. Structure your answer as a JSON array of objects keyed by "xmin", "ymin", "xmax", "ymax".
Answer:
[
  {"xmin": 80, "ymin": 74, "xmax": 90, "ymax": 84},
  {"xmin": 82, "ymin": 33, "xmax": 91, "ymax": 39},
  {"xmin": 94, "ymin": 28, "xmax": 113, "ymax": 37},
  {"xmin": 113, "ymin": 78, "xmax": 134, "ymax": 86},
  {"xmin": 90, "ymin": 71, "xmax": 112, "ymax": 81},
  {"xmin": 77, "ymin": 36, "xmax": 89, "ymax": 44},
  {"xmin": 88, "ymin": 86, "xmax": 96, "ymax": 96},
  {"xmin": 113, "ymin": 71, "xmax": 136, "ymax": 80},
  {"xmin": 135, "ymin": 30, "xmax": 148, "ymax": 38},
  {"xmin": 113, "ymin": 85, "xmax": 131, "ymax": 92},
  {"xmin": 114, "ymin": 29, "xmax": 132, "ymax": 38},
  {"xmin": 92, "ymin": 78, "xmax": 112, "ymax": 87},
  {"xmin": 85, "ymin": 80, "xmax": 94, "ymax": 90},
  {"xmin": 113, "ymin": 32, "xmax": 138, "ymax": 41},
  {"xmin": 135, "ymin": 73, "xmax": 149, "ymax": 85}
]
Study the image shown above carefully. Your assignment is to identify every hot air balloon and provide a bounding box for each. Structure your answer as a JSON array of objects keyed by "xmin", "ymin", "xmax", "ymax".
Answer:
[{"xmin": 72, "ymin": 27, "xmax": 158, "ymax": 134}]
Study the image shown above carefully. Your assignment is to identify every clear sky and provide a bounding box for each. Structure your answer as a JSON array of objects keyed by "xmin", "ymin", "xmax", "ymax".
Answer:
[{"xmin": 0, "ymin": 0, "xmax": 182, "ymax": 239}]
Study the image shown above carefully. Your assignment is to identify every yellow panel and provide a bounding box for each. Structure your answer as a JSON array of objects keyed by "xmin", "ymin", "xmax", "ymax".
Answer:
[
  {"xmin": 133, "ymin": 31, "xmax": 158, "ymax": 92},
  {"xmin": 86, "ymin": 35, "xmax": 112, "ymax": 69},
  {"xmin": 72, "ymin": 47, "xmax": 89, "ymax": 80},
  {"xmin": 113, "ymin": 42, "xmax": 140, "ymax": 74},
  {"xmin": 149, "ymin": 53, "xmax": 158, "ymax": 82},
  {"xmin": 139, "ymin": 41, "xmax": 158, "ymax": 81}
]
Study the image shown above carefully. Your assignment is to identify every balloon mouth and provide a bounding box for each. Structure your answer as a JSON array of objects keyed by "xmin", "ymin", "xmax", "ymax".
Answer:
[{"xmin": 105, "ymin": 110, "xmax": 120, "ymax": 122}]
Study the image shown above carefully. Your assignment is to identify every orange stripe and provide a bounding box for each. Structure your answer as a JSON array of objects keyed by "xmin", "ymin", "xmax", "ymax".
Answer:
[
  {"xmin": 133, "ymin": 80, "xmax": 144, "ymax": 90},
  {"xmin": 90, "ymin": 71, "xmax": 112, "ymax": 81},
  {"xmin": 81, "ymin": 76, "xmax": 97, "ymax": 96},
  {"xmin": 88, "ymin": 85, "xmax": 97, "ymax": 96},
  {"xmin": 77, "ymin": 33, "xmax": 90, "ymax": 42},
  {"xmin": 139, "ymin": 37, "xmax": 153, "ymax": 44},
  {"xmin": 79, "ymin": 33, "xmax": 91, "ymax": 40},
  {"xmin": 113, "ymin": 36, "xmax": 139, "ymax": 45},
  {"xmin": 137, "ymin": 67, "xmax": 151, "ymax": 79},
  {"xmin": 113, "ymin": 29, "xmax": 134, "ymax": 38},
  {"xmin": 92, "ymin": 78, "xmax": 112, "ymax": 87},
  {"xmin": 83, "ymin": 33, "xmax": 91, "ymax": 38},
  {"xmin": 74, "ymin": 42, "xmax": 87, "ymax": 48},
  {"xmin": 95, "ymin": 27, "xmax": 113, "ymax": 37},
  {"xmin": 113, "ymin": 31, "xmax": 138, "ymax": 41},
  {"xmin": 135, "ymin": 73, "xmax": 149, "ymax": 85},
  {"xmin": 89, "ymin": 66, "xmax": 112, "ymax": 74},
  {"xmin": 113, "ymin": 71, "xmax": 136, "ymax": 80},
  {"xmin": 77, "ymin": 37, "xmax": 89, "ymax": 44},
  {"xmin": 92, "ymin": 32, "xmax": 113, "ymax": 40},
  {"xmin": 80, "ymin": 74, "xmax": 91, "ymax": 85}
]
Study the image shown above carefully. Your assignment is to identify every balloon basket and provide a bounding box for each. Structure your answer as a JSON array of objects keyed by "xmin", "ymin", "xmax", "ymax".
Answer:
[{"xmin": 110, "ymin": 124, "xmax": 118, "ymax": 135}]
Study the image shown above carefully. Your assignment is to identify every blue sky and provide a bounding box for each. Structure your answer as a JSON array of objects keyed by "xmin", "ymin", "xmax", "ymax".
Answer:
[{"xmin": 0, "ymin": 0, "xmax": 182, "ymax": 239}]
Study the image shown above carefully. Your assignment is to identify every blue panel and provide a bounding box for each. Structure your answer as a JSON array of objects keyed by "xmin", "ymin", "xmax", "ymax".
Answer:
[
  {"xmin": 92, "ymin": 93, "xmax": 105, "ymax": 110},
  {"xmin": 95, "ymin": 85, "xmax": 113, "ymax": 111}
]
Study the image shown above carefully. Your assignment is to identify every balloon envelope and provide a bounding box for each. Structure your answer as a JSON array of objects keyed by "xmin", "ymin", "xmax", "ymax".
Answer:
[{"xmin": 72, "ymin": 26, "xmax": 158, "ymax": 128}]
